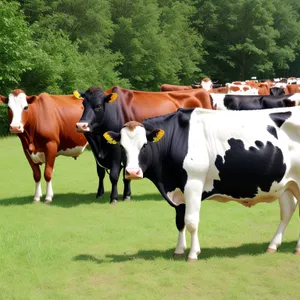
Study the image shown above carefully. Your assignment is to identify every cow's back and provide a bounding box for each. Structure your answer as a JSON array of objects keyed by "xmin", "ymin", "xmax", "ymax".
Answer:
[{"xmin": 113, "ymin": 87, "xmax": 213, "ymax": 121}]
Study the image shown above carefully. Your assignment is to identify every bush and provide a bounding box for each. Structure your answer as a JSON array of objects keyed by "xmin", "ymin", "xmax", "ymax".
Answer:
[{"xmin": 0, "ymin": 105, "xmax": 9, "ymax": 136}]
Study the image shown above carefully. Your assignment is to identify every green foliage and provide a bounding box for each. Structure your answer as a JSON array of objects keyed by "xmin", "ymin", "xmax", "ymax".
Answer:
[
  {"xmin": 0, "ymin": 0, "xmax": 34, "ymax": 94},
  {"xmin": 0, "ymin": 104, "xmax": 8, "ymax": 136},
  {"xmin": 1, "ymin": 0, "xmax": 300, "ymax": 92}
]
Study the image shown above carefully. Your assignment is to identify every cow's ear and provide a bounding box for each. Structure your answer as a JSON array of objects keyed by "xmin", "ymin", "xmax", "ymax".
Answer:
[
  {"xmin": 147, "ymin": 129, "xmax": 164, "ymax": 142},
  {"xmin": 105, "ymin": 93, "xmax": 118, "ymax": 103},
  {"xmin": 103, "ymin": 131, "xmax": 120, "ymax": 144},
  {"xmin": 26, "ymin": 95, "xmax": 38, "ymax": 104}
]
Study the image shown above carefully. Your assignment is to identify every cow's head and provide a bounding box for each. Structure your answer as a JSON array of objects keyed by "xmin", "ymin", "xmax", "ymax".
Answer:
[
  {"xmin": 75, "ymin": 86, "xmax": 118, "ymax": 133},
  {"xmin": 8, "ymin": 89, "xmax": 30, "ymax": 133},
  {"xmin": 103, "ymin": 121, "xmax": 164, "ymax": 179}
]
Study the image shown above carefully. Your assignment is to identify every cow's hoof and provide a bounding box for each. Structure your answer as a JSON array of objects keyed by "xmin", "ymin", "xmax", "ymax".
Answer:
[
  {"xmin": 173, "ymin": 253, "xmax": 185, "ymax": 259},
  {"xmin": 110, "ymin": 200, "xmax": 118, "ymax": 205},
  {"xmin": 44, "ymin": 200, "xmax": 52, "ymax": 204},
  {"xmin": 124, "ymin": 196, "xmax": 131, "ymax": 201},
  {"xmin": 266, "ymin": 247, "xmax": 277, "ymax": 253},
  {"xmin": 187, "ymin": 257, "xmax": 198, "ymax": 263},
  {"xmin": 96, "ymin": 193, "xmax": 104, "ymax": 199},
  {"xmin": 32, "ymin": 200, "xmax": 40, "ymax": 204},
  {"xmin": 294, "ymin": 249, "xmax": 300, "ymax": 256}
]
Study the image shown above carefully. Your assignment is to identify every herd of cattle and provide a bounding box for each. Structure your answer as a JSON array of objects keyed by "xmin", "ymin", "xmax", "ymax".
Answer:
[{"xmin": 1, "ymin": 76, "xmax": 300, "ymax": 261}]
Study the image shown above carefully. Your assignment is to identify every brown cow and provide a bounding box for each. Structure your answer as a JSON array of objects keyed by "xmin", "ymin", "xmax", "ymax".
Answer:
[
  {"xmin": 76, "ymin": 86, "xmax": 214, "ymax": 204},
  {"xmin": 8, "ymin": 89, "xmax": 88, "ymax": 203}
]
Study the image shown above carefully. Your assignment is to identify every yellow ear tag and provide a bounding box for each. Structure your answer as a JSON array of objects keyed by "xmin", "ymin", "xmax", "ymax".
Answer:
[
  {"xmin": 153, "ymin": 130, "xmax": 164, "ymax": 142},
  {"xmin": 73, "ymin": 90, "xmax": 81, "ymax": 99},
  {"xmin": 109, "ymin": 93, "xmax": 118, "ymax": 103},
  {"xmin": 103, "ymin": 132, "xmax": 117, "ymax": 144}
]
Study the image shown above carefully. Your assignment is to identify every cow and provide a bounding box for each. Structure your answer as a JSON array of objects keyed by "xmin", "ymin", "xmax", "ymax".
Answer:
[
  {"xmin": 103, "ymin": 106, "xmax": 300, "ymax": 261},
  {"xmin": 7, "ymin": 89, "xmax": 89, "ymax": 203},
  {"xmin": 210, "ymin": 93, "xmax": 300, "ymax": 110},
  {"xmin": 0, "ymin": 95, "xmax": 7, "ymax": 104},
  {"xmin": 75, "ymin": 86, "xmax": 214, "ymax": 204}
]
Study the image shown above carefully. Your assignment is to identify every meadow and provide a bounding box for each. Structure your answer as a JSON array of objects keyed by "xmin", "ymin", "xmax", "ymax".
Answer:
[{"xmin": 0, "ymin": 136, "xmax": 299, "ymax": 300}]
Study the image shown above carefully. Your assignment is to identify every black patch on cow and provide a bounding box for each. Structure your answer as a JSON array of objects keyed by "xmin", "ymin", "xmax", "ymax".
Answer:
[
  {"xmin": 175, "ymin": 204, "xmax": 186, "ymax": 231},
  {"xmin": 267, "ymin": 125, "xmax": 278, "ymax": 139},
  {"xmin": 269, "ymin": 111, "xmax": 292, "ymax": 128},
  {"xmin": 202, "ymin": 138, "xmax": 286, "ymax": 199}
]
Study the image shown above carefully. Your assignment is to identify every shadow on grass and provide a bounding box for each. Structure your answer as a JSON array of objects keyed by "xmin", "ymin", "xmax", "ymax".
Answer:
[
  {"xmin": 0, "ymin": 192, "xmax": 163, "ymax": 207},
  {"xmin": 73, "ymin": 240, "xmax": 298, "ymax": 263}
]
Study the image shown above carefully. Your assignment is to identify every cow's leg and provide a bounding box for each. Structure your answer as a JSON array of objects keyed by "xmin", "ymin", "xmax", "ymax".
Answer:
[
  {"xmin": 174, "ymin": 204, "xmax": 186, "ymax": 257},
  {"xmin": 23, "ymin": 148, "xmax": 42, "ymax": 202},
  {"xmin": 96, "ymin": 164, "xmax": 105, "ymax": 198},
  {"xmin": 44, "ymin": 142, "xmax": 58, "ymax": 204},
  {"xmin": 184, "ymin": 179, "xmax": 202, "ymax": 261},
  {"xmin": 109, "ymin": 164, "xmax": 121, "ymax": 204},
  {"xmin": 267, "ymin": 191, "xmax": 297, "ymax": 253},
  {"xmin": 122, "ymin": 168, "xmax": 131, "ymax": 201}
]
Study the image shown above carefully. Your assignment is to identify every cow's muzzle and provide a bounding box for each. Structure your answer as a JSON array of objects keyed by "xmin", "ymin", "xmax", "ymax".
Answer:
[
  {"xmin": 125, "ymin": 168, "xmax": 143, "ymax": 180},
  {"xmin": 10, "ymin": 124, "xmax": 24, "ymax": 133},
  {"xmin": 76, "ymin": 122, "xmax": 90, "ymax": 133}
]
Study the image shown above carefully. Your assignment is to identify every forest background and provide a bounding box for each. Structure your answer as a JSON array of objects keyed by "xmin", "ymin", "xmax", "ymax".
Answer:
[{"xmin": 1, "ymin": 0, "xmax": 300, "ymax": 95}]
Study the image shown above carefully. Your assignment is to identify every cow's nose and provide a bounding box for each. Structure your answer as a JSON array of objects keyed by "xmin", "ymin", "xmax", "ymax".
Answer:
[
  {"xmin": 125, "ymin": 168, "xmax": 143, "ymax": 179},
  {"xmin": 10, "ymin": 124, "xmax": 23, "ymax": 133},
  {"xmin": 76, "ymin": 122, "xmax": 90, "ymax": 132}
]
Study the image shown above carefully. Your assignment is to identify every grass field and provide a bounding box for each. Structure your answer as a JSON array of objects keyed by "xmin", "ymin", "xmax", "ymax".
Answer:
[{"xmin": 0, "ymin": 136, "xmax": 300, "ymax": 299}]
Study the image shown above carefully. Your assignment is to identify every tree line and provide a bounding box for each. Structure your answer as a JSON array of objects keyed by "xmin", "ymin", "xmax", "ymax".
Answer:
[{"xmin": 1, "ymin": 0, "xmax": 300, "ymax": 95}]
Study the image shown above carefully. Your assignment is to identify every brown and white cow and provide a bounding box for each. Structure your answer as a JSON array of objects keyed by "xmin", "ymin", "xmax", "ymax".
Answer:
[{"xmin": 8, "ymin": 89, "xmax": 88, "ymax": 203}]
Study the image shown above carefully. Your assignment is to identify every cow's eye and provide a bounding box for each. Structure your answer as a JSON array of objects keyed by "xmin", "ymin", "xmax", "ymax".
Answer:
[
  {"xmin": 142, "ymin": 143, "xmax": 147, "ymax": 149},
  {"xmin": 24, "ymin": 106, "xmax": 28, "ymax": 111}
]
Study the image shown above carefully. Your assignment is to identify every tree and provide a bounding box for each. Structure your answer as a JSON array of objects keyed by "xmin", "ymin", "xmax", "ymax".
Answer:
[{"xmin": 0, "ymin": 0, "xmax": 34, "ymax": 94}]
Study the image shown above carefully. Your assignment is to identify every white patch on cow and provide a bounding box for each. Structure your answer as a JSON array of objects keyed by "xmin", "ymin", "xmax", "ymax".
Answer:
[
  {"xmin": 288, "ymin": 93, "xmax": 300, "ymax": 105},
  {"xmin": 34, "ymin": 181, "xmax": 42, "ymax": 201},
  {"xmin": 57, "ymin": 143, "xmax": 88, "ymax": 157},
  {"xmin": 210, "ymin": 93, "xmax": 227, "ymax": 110},
  {"xmin": 28, "ymin": 144, "xmax": 88, "ymax": 164},
  {"xmin": 45, "ymin": 180, "xmax": 53, "ymax": 202},
  {"xmin": 29, "ymin": 151, "xmax": 46, "ymax": 164},
  {"xmin": 167, "ymin": 188, "xmax": 185, "ymax": 206},
  {"xmin": 8, "ymin": 92, "xmax": 28, "ymax": 131},
  {"xmin": 120, "ymin": 126, "xmax": 147, "ymax": 170}
]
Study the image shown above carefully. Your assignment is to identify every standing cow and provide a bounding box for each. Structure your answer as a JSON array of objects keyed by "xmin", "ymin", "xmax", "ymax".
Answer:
[
  {"xmin": 75, "ymin": 86, "xmax": 214, "ymax": 204},
  {"xmin": 7, "ymin": 89, "xmax": 89, "ymax": 203},
  {"xmin": 104, "ymin": 106, "xmax": 300, "ymax": 261}
]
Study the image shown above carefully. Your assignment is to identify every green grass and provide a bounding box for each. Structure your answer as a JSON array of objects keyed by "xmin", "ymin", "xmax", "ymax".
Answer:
[{"xmin": 0, "ymin": 136, "xmax": 299, "ymax": 299}]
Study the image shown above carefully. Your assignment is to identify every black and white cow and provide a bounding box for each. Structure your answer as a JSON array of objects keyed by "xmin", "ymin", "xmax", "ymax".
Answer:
[
  {"xmin": 210, "ymin": 93, "xmax": 300, "ymax": 110},
  {"xmin": 104, "ymin": 107, "xmax": 300, "ymax": 261}
]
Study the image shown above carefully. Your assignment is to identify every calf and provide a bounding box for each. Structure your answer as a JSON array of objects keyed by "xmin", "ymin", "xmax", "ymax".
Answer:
[{"xmin": 104, "ymin": 107, "xmax": 300, "ymax": 261}]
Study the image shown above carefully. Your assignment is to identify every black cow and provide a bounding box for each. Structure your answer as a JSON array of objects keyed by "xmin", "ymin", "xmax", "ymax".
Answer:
[
  {"xmin": 104, "ymin": 106, "xmax": 300, "ymax": 261},
  {"xmin": 210, "ymin": 93, "xmax": 300, "ymax": 110}
]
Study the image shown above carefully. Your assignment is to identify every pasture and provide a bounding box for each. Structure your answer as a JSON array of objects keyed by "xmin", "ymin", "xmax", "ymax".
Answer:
[{"xmin": 0, "ymin": 136, "xmax": 299, "ymax": 299}]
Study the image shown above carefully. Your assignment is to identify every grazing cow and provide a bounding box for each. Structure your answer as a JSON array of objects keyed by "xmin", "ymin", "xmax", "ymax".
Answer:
[
  {"xmin": 8, "ymin": 89, "xmax": 88, "ymax": 203},
  {"xmin": 75, "ymin": 86, "xmax": 214, "ymax": 204},
  {"xmin": 104, "ymin": 106, "xmax": 300, "ymax": 261},
  {"xmin": 210, "ymin": 93, "xmax": 300, "ymax": 110}
]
